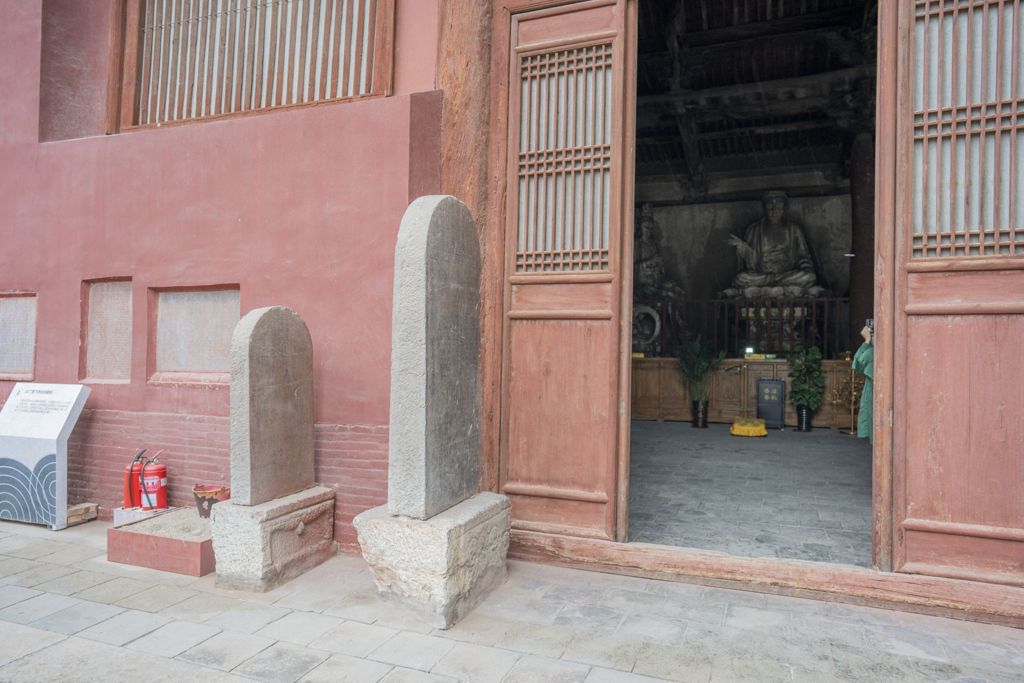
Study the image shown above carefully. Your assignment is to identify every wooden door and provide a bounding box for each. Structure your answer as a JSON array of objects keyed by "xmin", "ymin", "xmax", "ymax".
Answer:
[
  {"xmin": 892, "ymin": 0, "xmax": 1024, "ymax": 585},
  {"xmin": 497, "ymin": 0, "xmax": 636, "ymax": 541}
]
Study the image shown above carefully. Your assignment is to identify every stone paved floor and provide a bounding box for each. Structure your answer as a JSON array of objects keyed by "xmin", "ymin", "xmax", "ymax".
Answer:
[
  {"xmin": 630, "ymin": 421, "xmax": 873, "ymax": 567},
  {"xmin": 1, "ymin": 520, "xmax": 1022, "ymax": 682}
]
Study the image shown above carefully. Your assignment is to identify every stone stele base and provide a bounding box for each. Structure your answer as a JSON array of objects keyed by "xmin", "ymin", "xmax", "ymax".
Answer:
[
  {"xmin": 211, "ymin": 485, "xmax": 335, "ymax": 592},
  {"xmin": 354, "ymin": 492, "xmax": 510, "ymax": 629}
]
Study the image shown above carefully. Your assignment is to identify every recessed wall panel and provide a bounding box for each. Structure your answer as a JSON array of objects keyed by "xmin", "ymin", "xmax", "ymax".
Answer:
[
  {"xmin": 85, "ymin": 281, "xmax": 133, "ymax": 381},
  {"xmin": 0, "ymin": 296, "xmax": 37, "ymax": 378},
  {"xmin": 155, "ymin": 289, "xmax": 240, "ymax": 374}
]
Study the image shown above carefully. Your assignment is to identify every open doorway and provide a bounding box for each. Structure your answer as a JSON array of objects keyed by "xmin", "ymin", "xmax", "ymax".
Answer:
[{"xmin": 627, "ymin": 0, "xmax": 878, "ymax": 568}]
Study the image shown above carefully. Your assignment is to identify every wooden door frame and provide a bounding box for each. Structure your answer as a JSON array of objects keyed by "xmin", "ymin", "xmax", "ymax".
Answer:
[
  {"xmin": 872, "ymin": 0, "xmax": 897, "ymax": 575},
  {"xmin": 480, "ymin": 0, "xmax": 896, "ymax": 559},
  {"xmin": 457, "ymin": 0, "xmax": 1024, "ymax": 624}
]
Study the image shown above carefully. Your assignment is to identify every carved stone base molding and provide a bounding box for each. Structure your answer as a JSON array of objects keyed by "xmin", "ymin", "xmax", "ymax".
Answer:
[
  {"xmin": 355, "ymin": 492, "xmax": 510, "ymax": 629},
  {"xmin": 211, "ymin": 485, "xmax": 336, "ymax": 592}
]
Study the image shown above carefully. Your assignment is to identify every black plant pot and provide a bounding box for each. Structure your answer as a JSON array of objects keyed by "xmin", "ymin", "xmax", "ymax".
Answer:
[
  {"xmin": 795, "ymin": 405, "xmax": 813, "ymax": 431},
  {"xmin": 691, "ymin": 400, "xmax": 709, "ymax": 428}
]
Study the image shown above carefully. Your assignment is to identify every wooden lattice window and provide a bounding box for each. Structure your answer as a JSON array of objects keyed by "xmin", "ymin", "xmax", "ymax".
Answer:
[
  {"xmin": 911, "ymin": 0, "xmax": 1024, "ymax": 258},
  {"xmin": 514, "ymin": 43, "xmax": 614, "ymax": 272},
  {"xmin": 119, "ymin": 0, "xmax": 394, "ymax": 128}
]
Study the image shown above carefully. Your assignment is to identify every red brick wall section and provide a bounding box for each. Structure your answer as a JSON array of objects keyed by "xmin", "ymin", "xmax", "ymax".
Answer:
[
  {"xmin": 314, "ymin": 424, "xmax": 389, "ymax": 549},
  {"xmin": 68, "ymin": 410, "xmax": 388, "ymax": 551}
]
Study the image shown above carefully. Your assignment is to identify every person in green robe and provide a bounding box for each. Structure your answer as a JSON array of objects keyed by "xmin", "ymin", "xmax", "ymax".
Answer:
[{"xmin": 852, "ymin": 321, "xmax": 874, "ymax": 442}]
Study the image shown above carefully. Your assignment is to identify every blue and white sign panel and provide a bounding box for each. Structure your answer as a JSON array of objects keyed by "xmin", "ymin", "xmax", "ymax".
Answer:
[{"xmin": 0, "ymin": 383, "xmax": 90, "ymax": 530}]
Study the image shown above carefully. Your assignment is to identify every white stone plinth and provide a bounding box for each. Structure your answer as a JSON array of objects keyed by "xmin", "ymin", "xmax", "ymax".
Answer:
[
  {"xmin": 211, "ymin": 485, "xmax": 335, "ymax": 591},
  {"xmin": 354, "ymin": 492, "xmax": 510, "ymax": 629}
]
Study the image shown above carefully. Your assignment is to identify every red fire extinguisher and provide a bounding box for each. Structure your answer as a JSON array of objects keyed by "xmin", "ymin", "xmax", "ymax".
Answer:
[{"xmin": 123, "ymin": 449, "xmax": 168, "ymax": 511}]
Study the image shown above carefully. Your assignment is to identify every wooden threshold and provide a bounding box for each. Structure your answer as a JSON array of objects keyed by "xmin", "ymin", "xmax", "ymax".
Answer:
[{"xmin": 510, "ymin": 530, "xmax": 1024, "ymax": 628}]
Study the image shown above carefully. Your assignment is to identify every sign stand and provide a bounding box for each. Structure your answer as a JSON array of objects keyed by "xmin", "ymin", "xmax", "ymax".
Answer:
[{"xmin": 0, "ymin": 383, "xmax": 90, "ymax": 530}]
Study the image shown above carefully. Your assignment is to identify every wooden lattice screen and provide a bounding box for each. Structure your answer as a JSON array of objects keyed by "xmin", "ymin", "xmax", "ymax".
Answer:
[
  {"xmin": 515, "ymin": 43, "xmax": 614, "ymax": 272},
  {"xmin": 121, "ymin": 0, "xmax": 394, "ymax": 127},
  {"xmin": 911, "ymin": 0, "xmax": 1024, "ymax": 257}
]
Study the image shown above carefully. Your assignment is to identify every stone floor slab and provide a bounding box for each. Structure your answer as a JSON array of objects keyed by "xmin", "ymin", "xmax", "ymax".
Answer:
[
  {"xmin": 0, "ymin": 557, "xmax": 36, "ymax": 578},
  {"xmin": 33, "ymin": 570, "xmax": 114, "ymax": 596},
  {"xmin": 0, "ymin": 621, "xmax": 67, "ymax": 666},
  {"xmin": 29, "ymin": 600, "xmax": 124, "ymax": 634},
  {"xmin": 206, "ymin": 601, "xmax": 291, "ymax": 634},
  {"xmin": 116, "ymin": 584, "xmax": 198, "ymax": 612},
  {"xmin": 554, "ymin": 604, "xmax": 626, "ymax": 635},
  {"xmin": 0, "ymin": 585, "xmax": 40, "ymax": 609},
  {"xmin": 0, "ymin": 592, "xmax": 81, "ymax": 624},
  {"xmin": 502, "ymin": 655, "xmax": 590, "ymax": 683},
  {"xmin": 76, "ymin": 608, "xmax": 169, "ymax": 646},
  {"xmin": 311, "ymin": 620, "xmax": 400, "ymax": 657},
  {"xmin": 177, "ymin": 630, "xmax": 275, "ymax": 671},
  {"xmin": 615, "ymin": 614, "xmax": 688, "ymax": 644},
  {"xmin": 2, "ymin": 563, "xmax": 79, "ymax": 588},
  {"xmin": 233, "ymin": 641, "xmax": 330, "ymax": 682},
  {"xmin": 561, "ymin": 632, "xmax": 646, "ymax": 673},
  {"xmin": 127, "ymin": 620, "xmax": 222, "ymax": 657},
  {"xmin": 586, "ymin": 668, "xmax": 676, "ymax": 683},
  {"xmin": 158, "ymin": 592, "xmax": 241, "ymax": 621},
  {"xmin": 298, "ymin": 653, "xmax": 394, "ymax": 682},
  {"xmin": 0, "ymin": 635, "xmax": 250, "ymax": 682},
  {"xmin": 256, "ymin": 610, "xmax": 345, "ymax": 645},
  {"xmin": 37, "ymin": 545, "xmax": 105, "ymax": 566},
  {"xmin": 368, "ymin": 631, "xmax": 455, "ymax": 671},
  {"xmin": 632, "ymin": 639, "xmax": 714, "ymax": 683},
  {"xmin": 379, "ymin": 669, "xmax": 457, "ymax": 683},
  {"xmin": 430, "ymin": 642, "xmax": 520, "ymax": 683},
  {"xmin": 2, "ymin": 540, "xmax": 68, "ymax": 560},
  {"xmin": 498, "ymin": 622, "xmax": 577, "ymax": 658},
  {"xmin": 72, "ymin": 576, "xmax": 152, "ymax": 604}
]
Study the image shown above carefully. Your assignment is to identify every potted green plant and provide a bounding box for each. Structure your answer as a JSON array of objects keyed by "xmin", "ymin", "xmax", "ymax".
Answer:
[
  {"xmin": 677, "ymin": 335, "xmax": 725, "ymax": 428},
  {"xmin": 788, "ymin": 345, "xmax": 825, "ymax": 431}
]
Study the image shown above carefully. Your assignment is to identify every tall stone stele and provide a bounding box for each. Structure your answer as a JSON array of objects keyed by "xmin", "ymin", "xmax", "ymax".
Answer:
[
  {"xmin": 211, "ymin": 306, "xmax": 335, "ymax": 591},
  {"xmin": 354, "ymin": 195, "xmax": 511, "ymax": 629}
]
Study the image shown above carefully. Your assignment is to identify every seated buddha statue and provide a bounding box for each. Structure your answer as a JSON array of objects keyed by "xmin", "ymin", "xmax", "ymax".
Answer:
[{"xmin": 721, "ymin": 191, "xmax": 824, "ymax": 298}]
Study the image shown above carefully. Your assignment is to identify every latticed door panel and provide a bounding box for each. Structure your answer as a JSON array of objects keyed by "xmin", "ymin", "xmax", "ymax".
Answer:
[
  {"xmin": 498, "ymin": 0, "xmax": 634, "ymax": 542},
  {"xmin": 894, "ymin": 0, "xmax": 1024, "ymax": 586},
  {"xmin": 516, "ymin": 43, "xmax": 614, "ymax": 272},
  {"xmin": 910, "ymin": 0, "xmax": 1024, "ymax": 257}
]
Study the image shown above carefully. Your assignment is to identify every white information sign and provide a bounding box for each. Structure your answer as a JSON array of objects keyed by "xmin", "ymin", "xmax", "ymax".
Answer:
[{"xmin": 0, "ymin": 383, "xmax": 90, "ymax": 530}]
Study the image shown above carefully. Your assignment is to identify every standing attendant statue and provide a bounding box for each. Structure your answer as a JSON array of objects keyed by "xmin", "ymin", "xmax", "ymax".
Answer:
[
  {"xmin": 852, "ymin": 319, "xmax": 874, "ymax": 443},
  {"xmin": 721, "ymin": 191, "xmax": 825, "ymax": 298}
]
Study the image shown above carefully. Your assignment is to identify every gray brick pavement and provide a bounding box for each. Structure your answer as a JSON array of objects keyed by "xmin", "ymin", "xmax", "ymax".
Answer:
[{"xmin": 0, "ymin": 518, "xmax": 1020, "ymax": 682}]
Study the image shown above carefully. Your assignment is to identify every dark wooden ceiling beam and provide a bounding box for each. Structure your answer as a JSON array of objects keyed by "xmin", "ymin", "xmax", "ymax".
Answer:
[
  {"xmin": 639, "ymin": 66, "xmax": 873, "ymax": 109},
  {"xmin": 680, "ymin": 8, "xmax": 855, "ymax": 48}
]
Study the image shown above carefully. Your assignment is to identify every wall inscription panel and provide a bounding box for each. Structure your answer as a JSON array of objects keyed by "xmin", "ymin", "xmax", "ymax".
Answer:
[
  {"xmin": 85, "ymin": 281, "xmax": 132, "ymax": 381},
  {"xmin": 155, "ymin": 289, "xmax": 240, "ymax": 375},
  {"xmin": 0, "ymin": 296, "xmax": 37, "ymax": 379}
]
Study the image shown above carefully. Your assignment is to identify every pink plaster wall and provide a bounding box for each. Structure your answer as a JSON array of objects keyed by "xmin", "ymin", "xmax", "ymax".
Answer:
[
  {"xmin": 0, "ymin": 1, "xmax": 443, "ymax": 537},
  {"xmin": 39, "ymin": 0, "xmax": 117, "ymax": 141}
]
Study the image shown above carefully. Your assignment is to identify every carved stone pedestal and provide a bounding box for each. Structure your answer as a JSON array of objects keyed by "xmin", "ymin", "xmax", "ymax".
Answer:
[
  {"xmin": 211, "ymin": 485, "xmax": 335, "ymax": 592},
  {"xmin": 354, "ymin": 492, "xmax": 510, "ymax": 629}
]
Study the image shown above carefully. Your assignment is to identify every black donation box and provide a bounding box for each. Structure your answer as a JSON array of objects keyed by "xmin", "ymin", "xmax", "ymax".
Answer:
[{"xmin": 757, "ymin": 379, "xmax": 785, "ymax": 429}]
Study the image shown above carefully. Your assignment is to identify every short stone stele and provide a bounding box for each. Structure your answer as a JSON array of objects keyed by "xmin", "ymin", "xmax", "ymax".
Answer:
[
  {"xmin": 212, "ymin": 306, "xmax": 335, "ymax": 591},
  {"xmin": 355, "ymin": 195, "xmax": 511, "ymax": 629}
]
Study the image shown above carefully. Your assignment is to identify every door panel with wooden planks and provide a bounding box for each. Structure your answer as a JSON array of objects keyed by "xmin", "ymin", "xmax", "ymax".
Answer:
[
  {"xmin": 893, "ymin": 0, "xmax": 1024, "ymax": 585},
  {"xmin": 497, "ymin": 0, "xmax": 635, "ymax": 541}
]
